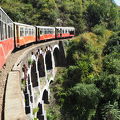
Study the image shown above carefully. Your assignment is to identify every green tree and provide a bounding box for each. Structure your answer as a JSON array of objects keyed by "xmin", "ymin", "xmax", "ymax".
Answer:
[
  {"xmin": 103, "ymin": 53, "xmax": 120, "ymax": 74},
  {"xmin": 103, "ymin": 32, "xmax": 120, "ymax": 55},
  {"xmin": 62, "ymin": 83, "xmax": 101, "ymax": 120},
  {"xmin": 95, "ymin": 73, "xmax": 120, "ymax": 120}
]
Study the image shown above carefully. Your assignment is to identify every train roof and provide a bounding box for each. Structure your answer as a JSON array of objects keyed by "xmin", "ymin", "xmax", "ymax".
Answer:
[
  {"xmin": 14, "ymin": 22, "xmax": 35, "ymax": 27},
  {"xmin": 56, "ymin": 27, "xmax": 75, "ymax": 29},
  {"xmin": 36, "ymin": 26, "xmax": 55, "ymax": 29},
  {"xmin": 0, "ymin": 7, "xmax": 13, "ymax": 23}
]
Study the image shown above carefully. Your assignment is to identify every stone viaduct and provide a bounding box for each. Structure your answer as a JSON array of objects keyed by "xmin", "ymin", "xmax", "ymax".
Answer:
[{"xmin": 4, "ymin": 40, "xmax": 66, "ymax": 120}]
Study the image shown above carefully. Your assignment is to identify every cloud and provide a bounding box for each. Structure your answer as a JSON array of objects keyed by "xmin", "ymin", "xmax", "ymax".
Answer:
[{"xmin": 114, "ymin": 0, "xmax": 120, "ymax": 6}]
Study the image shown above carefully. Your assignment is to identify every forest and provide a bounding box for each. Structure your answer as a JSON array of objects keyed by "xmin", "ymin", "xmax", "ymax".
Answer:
[
  {"xmin": 1, "ymin": 0, "xmax": 120, "ymax": 120},
  {"xmin": 1, "ymin": 0, "xmax": 120, "ymax": 34}
]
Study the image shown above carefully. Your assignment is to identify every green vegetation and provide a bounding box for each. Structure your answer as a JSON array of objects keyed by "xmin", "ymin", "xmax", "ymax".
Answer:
[
  {"xmin": 1, "ymin": 0, "xmax": 120, "ymax": 34},
  {"xmin": 28, "ymin": 58, "xmax": 33, "ymax": 66},
  {"xmin": 21, "ymin": 79, "xmax": 26, "ymax": 91},
  {"xmin": 33, "ymin": 107, "xmax": 39, "ymax": 115},
  {"xmin": 51, "ymin": 30, "xmax": 120, "ymax": 120},
  {"xmin": 1, "ymin": 0, "xmax": 120, "ymax": 120}
]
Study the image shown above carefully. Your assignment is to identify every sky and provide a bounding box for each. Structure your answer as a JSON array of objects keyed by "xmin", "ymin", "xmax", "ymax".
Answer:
[{"xmin": 114, "ymin": 0, "xmax": 120, "ymax": 6}]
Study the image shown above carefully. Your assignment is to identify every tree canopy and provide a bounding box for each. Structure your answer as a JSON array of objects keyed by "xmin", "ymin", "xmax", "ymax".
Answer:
[{"xmin": 1, "ymin": 0, "xmax": 120, "ymax": 33}]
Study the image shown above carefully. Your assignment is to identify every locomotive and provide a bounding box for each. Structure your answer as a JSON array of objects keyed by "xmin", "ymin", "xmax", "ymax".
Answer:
[{"xmin": 0, "ymin": 7, "xmax": 75, "ymax": 69}]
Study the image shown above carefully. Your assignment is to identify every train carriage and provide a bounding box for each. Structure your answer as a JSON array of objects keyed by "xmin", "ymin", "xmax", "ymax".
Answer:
[
  {"xmin": 0, "ymin": 7, "xmax": 75, "ymax": 69},
  {"xmin": 14, "ymin": 22, "xmax": 36, "ymax": 47},
  {"xmin": 36, "ymin": 26, "xmax": 55, "ymax": 41},
  {"xmin": 0, "ymin": 7, "xmax": 14, "ymax": 69},
  {"xmin": 55, "ymin": 27, "xmax": 75, "ymax": 38}
]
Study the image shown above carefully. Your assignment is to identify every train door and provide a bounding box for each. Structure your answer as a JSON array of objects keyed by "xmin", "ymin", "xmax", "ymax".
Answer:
[
  {"xmin": 36, "ymin": 27, "xmax": 38, "ymax": 41},
  {"xmin": 14, "ymin": 24, "xmax": 19, "ymax": 47},
  {"xmin": 55, "ymin": 28, "xmax": 58, "ymax": 38}
]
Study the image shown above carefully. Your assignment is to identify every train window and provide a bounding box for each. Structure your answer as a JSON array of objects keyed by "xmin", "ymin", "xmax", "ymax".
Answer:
[
  {"xmin": 65, "ymin": 30, "xmax": 67, "ymax": 33},
  {"xmin": 5, "ymin": 24, "xmax": 7, "ymax": 39},
  {"xmin": 0, "ymin": 21, "xmax": 3, "ymax": 40},
  {"xmin": 12, "ymin": 27, "xmax": 14, "ymax": 37},
  {"xmin": 0, "ymin": 10, "xmax": 1, "ymax": 20},
  {"xmin": 0, "ymin": 21, "xmax": 1, "ymax": 40},
  {"xmin": 40, "ymin": 29, "xmax": 42, "ymax": 34},
  {"xmin": 51, "ymin": 29, "xmax": 53, "ymax": 34},
  {"xmin": 31, "ymin": 29, "xmax": 33, "ymax": 35},
  {"xmin": 53, "ymin": 29, "xmax": 55, "ymax": 34},
  {"xmin": 25, "ymin": 28, "xmax": 28, "ymax": 36},
  {"xmin": 49, "ymin": 29, "xmax": 51, "ymax": 34},
  {"xmin": 11, "ymin": 26, "xmax": 13, "ymax": 37},
  {"xmin": 8, "ymin": 25, "xmax": 11, "ymax": 38},
  {"xmin": 2, "ymin": 23, "xmax": 6, "ymax": 40},
  {"xmin": 44, "ymin": 29, "xmax": 46, "ymax": 34},
  {"xmin": 45, "ymin": 29, "xmax": 47, "ymax": 34},
  {"xmin": 47, "ymin": 29, "xmax": 49, "ymax": 34},
  {"xmin": 50, "ymin": 29, "xmax": 52, "ymax": 34},
  {"xmin": 62, "ymin": 30, "xmax": 64, "ymax": 33},
  {"xmin": 20, "ymin": 27, "xmax": 24, "ymax": 37},
  {"xmin": 32, "ymin": 29, "xmax": 34, "ymax": 35},
  {"xmin": 48, "ymin": 29, "xmax": 50, "ymax": 34},
  {"xmin": 10, "ymin": 26, "xmax": 12, "ymax": 38},
  {"xmin": 46, "ymin": 29, "xmax": 49, "ymax": 34},
  {"xmin": 29, "ymin": 28, "xmax": 31, "ymax": 36},
  {"xmin": 9, "ymin": 25, "xmax": 12, "ymax": 38},
  {"xmin": 49, "ymin": 29, "xmax": 50, "ymax": 34}
]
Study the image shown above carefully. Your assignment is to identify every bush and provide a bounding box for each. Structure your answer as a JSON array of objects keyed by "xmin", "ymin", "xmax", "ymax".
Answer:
[
  {"xmin": 92, "ymin": 24, "xmax": 106, "ymax": 36},
  {"xmin": 95, "ymin": 73, "xmax": 120, "ymax": 102},
  {"xmin": 103, "ymin": 33, "xmax": 120, "ymax": 55},
  {"xmin": 47, "ymin": 108, "xmax": 57, "ymax": 120},
  {"xmin": 62, "ymin": 83, "xmax": 101, "ymax": 120},
  {"xmin": 103, "ymin": 53, "xmax": 120, "ymax": 74}
]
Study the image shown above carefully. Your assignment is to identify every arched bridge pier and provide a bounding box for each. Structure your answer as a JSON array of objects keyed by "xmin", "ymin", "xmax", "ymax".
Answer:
[{"xmin": 4, "ymin": 40, "xmax": 66, "ymax": 120}]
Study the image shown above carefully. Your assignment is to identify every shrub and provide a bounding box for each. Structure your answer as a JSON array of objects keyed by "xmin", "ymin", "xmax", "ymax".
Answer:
[
  {"xmin": 103, "ymin": 53, "xmax": 120, "ymax": 74},
  {"xmin": 92, "ymin": 24, "xmax": 106, "ymax": 36}
]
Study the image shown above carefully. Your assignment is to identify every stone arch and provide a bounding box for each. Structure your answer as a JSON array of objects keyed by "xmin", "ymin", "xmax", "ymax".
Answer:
[
  {"xmin": 37, "ymin": 102, "xmax": 46, "ymax": 120},
  {"xmin": 23, "ymin": 83, "xmax": 31, "ymax": 114},
  {"xmin": 52, "ymin": 44, "xmax": 59, "ymax": 52},
  {"xmin": 42, "ymin": 89, "xmax": 49, "ymax": 104},
  {"xmin": 31, "ymin": 60, "xmax": 38, "ymax": 87},
  {"xmin": 45, "ymin": 50, "xmax": 52, "ymax": 70},
  {"xmin": 37, "ymin": 102, "xmax": 43, "ymax": 119},
  {"xmin": 28, "ymin": 75, "xmax": 33, "ymax": 103},
  {"xmin": 37, "ymin": 54, "xmax": 45, "ymax": 77},
  {"xmin": 53, "ymin": 47, "xmax": 60, "ymax": 67},
  {"xmin": 22, "ymin": 65, "xmax": 31, "ymax": 114}
]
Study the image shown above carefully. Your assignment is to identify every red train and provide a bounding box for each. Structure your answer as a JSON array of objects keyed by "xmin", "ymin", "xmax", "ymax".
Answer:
[{"xmin": 0, "ymin": 7, "xmax": 75, "ymax": 69}]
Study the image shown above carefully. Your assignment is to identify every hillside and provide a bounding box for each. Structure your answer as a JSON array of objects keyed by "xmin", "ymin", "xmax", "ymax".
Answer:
[
  {"xmin": 1, "ymin": 0, "xmax": 120, "ymax": 120},
  {"xmin": 0, "ymin": 0, "xmax": 120, "ymax": 34}
]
